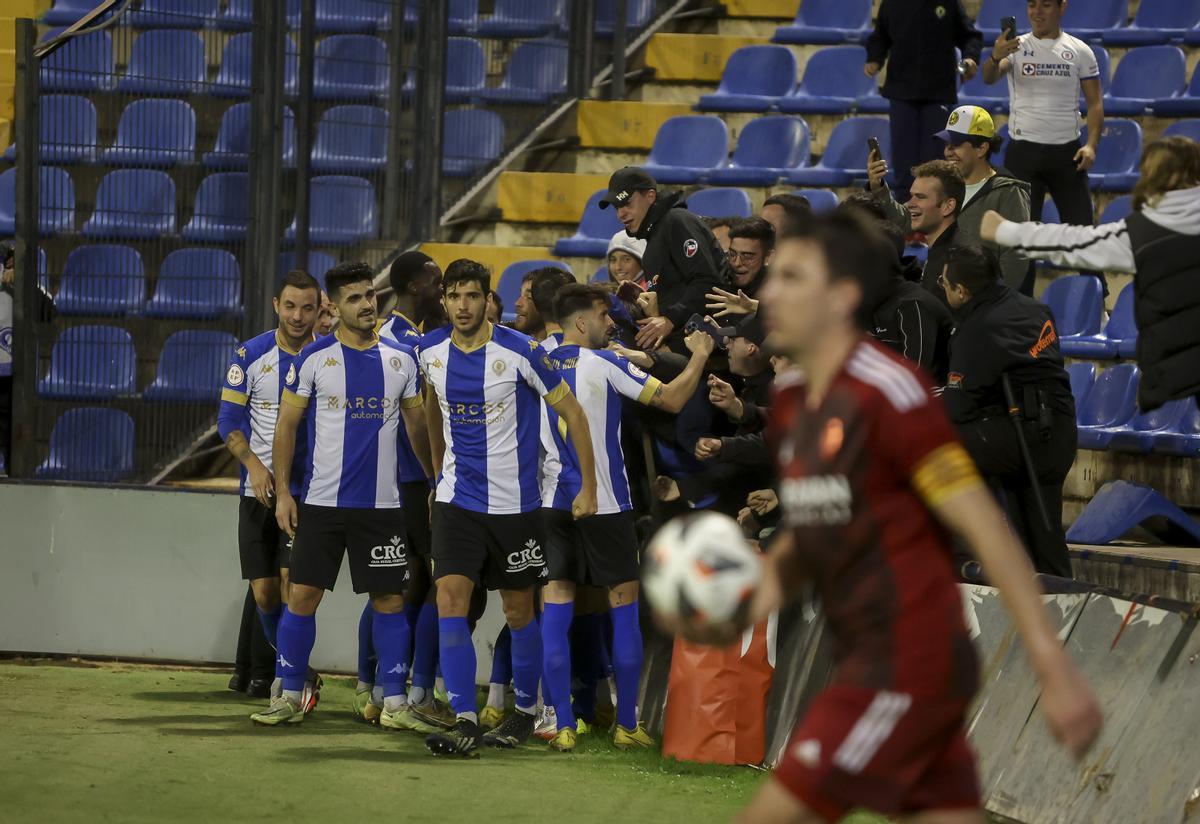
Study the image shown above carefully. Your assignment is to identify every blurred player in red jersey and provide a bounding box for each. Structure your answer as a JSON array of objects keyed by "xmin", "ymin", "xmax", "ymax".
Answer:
[{"xmin": 663, "ymin": 211, "xmax": 1102, "ymax": 824}]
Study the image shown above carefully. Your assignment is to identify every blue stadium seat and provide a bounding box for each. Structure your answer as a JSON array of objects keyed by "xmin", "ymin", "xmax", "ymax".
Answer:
[
  {"xmin": 145, "ymin": 248, "xmax": 241, "ymax": 319},
  {"xmin": 854, "ymin": 84, "xmax": 891, "ymax": 115},
  {"xmin": 1103, "ymin": 0, "xmax": 1200, "ymax": 46},
  {"xmin": 38, "ymin": 325, "xmax": 137, "ymax": 400},
  {"xmin": 706, "ymin": 117, "xmax": 811, "ymax": 186},
  {"xmin": 1099, "ymin": 194, "xmax": 1133, "ymax": 224},
  {"xmin": 285, "ymin": 175, "xmax": 378, "ymax": 245},
  {"xmin": 1064, "ymin": 0, "xmax": 1129, "ymax": 41},
  {"xmin": 203, "ymin": 103, "xmax": 297, "ymax": 169},
  {"xmin": 39, "ymin": 29, "xmax": 114, "ymax": 92},
  {"xmin": 313, "ymin": 35, "xmax": 389, "ymax": 100},
  {"xmin": 0, "ymin": 167, "xmax": 76, "ymax": 237},
  {"xmin": 55, "ymin": 244, "xmax": 146, "ymax": 316},
  {"xmin": 696, "ymin": 45, "xmax": 797, "ymax": 113},
  {"xmin": 43, "ymin": 0, "xmax": 106, "ymax": 25},
  {"xmin": 216, "ymin": 0, "xmax": 254, "ymax": 28},
  {"xmin": 101, "ymin": 99, "xmax": 196, "ymax": 168},
  {"xmin": 591, "ymin": 265, "xmax": 609, "ymax": 283},
  {"xmin": 1164, "ymin": 119, "xmax": 1200, "ymax": 141},
  {"xmin": 1066, "ymin": 480, "xmax": 1200, "ymax": 545},
  {"xmin": 991, "ymin": 122, "xmax": 1010, "ymax": 168},
  {"xmin": 82, "ymin": 169, "xmax": 175, "ymax": 240},
  {"xmin": 476, "ymin": 0, "xmax": 565, "ymax": 39},
  {"xmin": 778, "ymin": 46, "xmax": 875, "ymax": 114},
  {"xmin": 314, "ymin": 0, "xmax": 392, "ymax": 33},
  {"xmin": 1107, "ymin": 398, "xmax": 1191, "ymax": 453},
  {"xmin": 1060, "ymin": 283, "xmax": 1137, "ymax": 359},
  {"xmin": 553, "ymin": 189, "xmax": 625, "ymax": 258},
  {"xmin": 1103, "ymin": 45, "xmax": 1186, "ymax": 115},
  {"xmin": 445, "ymin": 37, "xmax": 487, "ymax": 102},
  {"xmin": 1067, "ymin": 362, "xmax": 1097, "ymax": 408},
  {"xmin": 1153, "ymin": 400, "xmax": 1200, "ymax": 456},
  {"xmin": 1075, "ymin": 363, "xmax": 1139, "ymax": 448},
  {"xmin": 403, "ymin": 0, "xmax": 479, "ymax": 34},
  {"xmin": 213, "ymin": 32, "xmax": 299, "ymax": 97},
  {"xmin": 127, "ymin": 0, "xmax": 219, "ymax": 28},
  {"xmin": 976, "ymin": 0, "xmax": 1031, "ymax": 40},
  {"xmin": 443, "ymin": 109, "xmax": 504, "ymax": 177},
  {"xmin": 2, "ymin": 94, "xmax": 97, "ymax": 164},
  {"xmin": 785, "ymin": 116, "xmax": 888, "ymax": 186},
  {"xmin": 1038, "ymin": 195, "xmax": 1060, "ymax": 224},
  {"xmin": 1188, "ymin": 24, "xmax": 1200, "ymax": 46},
  {"xmin": 685, "ymin": 187, "xmax": 753, "ymax": 218},
  {"xmin": 641, "ymin": 115, "xmax": 729, "ymax": 184},
  {"xmin": 772, "ymin": 0, "xmax": 871, "ymax": 45},
  {"xmin": 116, "ymin": 30, "xmax": 206, "ymax": 95},
  {"xmin": 1083, "ymin": 119, "xmax": 1142, "ymax": 191},
  {"xmin": 311, "ymin": 105, "xmax": 388, "ymax": 174},
  {"xmin": 959, "ymin": 49, "xmax": 1010, "ymax": 114},
  {"xmin": 792, "ymin": 189, "xmax": 839, "ymax": 213},
  {"xmin": 144, "ymin": 330, "xmax": 241, "ymax": 403},
  {"xmin": 1151, "ymin": 65, "xmax": 1200, "ymax": 116},
  {"xmin": 496, "ymin": 260, "xmax": 572, "ymax": 322},
  {"xmin": 279, "ymin": 251, "xmax": 337, "ymax": 288},
  {"xmin": 36, "ymin": 408, "xmax": 136, "ymax": 483},
  {"xmin": 477, "ymin": 39, "xmax": 567, "ymax": 104},
  {"xmin": 182, "ymin": 173, "xmax": 250, "ymax": 243},
  {"xmin": 1041, "ymin": 274, "xmax": 1104, "ymax": 339},
  {"xmin": 595, "ymin": 0, "xmax": 654, "ymax": 36}
]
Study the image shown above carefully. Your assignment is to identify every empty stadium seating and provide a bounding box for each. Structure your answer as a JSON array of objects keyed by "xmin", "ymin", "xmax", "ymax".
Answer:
[
  {"xmin": 313, "ymin": 35, "xmax": 389, "ymax": 100},
  {"xmin": 595, "ymin": 0, "xmax": 654, "ymax": 37},
  {"xmin": 2, "ymin": 95, "xmax": 97, "ymax": 164},
  {"xmin": 1064, "ymin": 0, "xmax": 1130, "ymax": 41},
  {"xmin": 1151, "ymin": 65, "xmax": 1200, "ymax": 116},
  {"xmin": 1103, "ymin": 0, "xmax": 1200, "ymax": 46},
  {"xmin": 143, "ymin": 330, "xmax": 241, "ymax": 403},
  {"xmin": 127, "ymin": 0, "xmax": 220, "ymax": 28},
  {"xmin": 641, "ymin": 115, "xmax": 729, "ymax": 184},
  {"xmin": 39, "ymin": 30, "xmax": 115, "ymax": 92},
  {"xmin": 705, "ymin": 117, "xmax": 810, "ymax": 186},
  {"xmin": 1104, "ymin": 45, "xmax": 1187, "ymax": 115},
  {"xmin": 314, "ymin": 0, "xmax": 393, "ymax": 33},
  {"xmin": 203, "ymin": 103, "xmax": 298, "ymax": 169},
  {"xmin": 101, "ymin": 99, "xmax": 197, "ymax": 168},
  {"xmin": 311, "ymin": 105, "xmax": 389, "ymax": 174},
  {"xmin": 553, "ymin": 190, "xmax": 625, "ymax": 258},
  {"xmin": 403, "ymin": 0, "xmax": 479, "ymax": 34},
  {"xmin": 443, "ymin": 109, "xmax": 505, "ymax": 177},
  {"xmin": 1060, "ymin": 284, "xmax": 1137, "ymax": 359},
  {"xmin": 182, "ymin": 173, "xmax": 251, "ymax": 243},
  {"xmin": 1153, "ymin": 401, "xmax": 1200, "ymax": 456},
  {"xmin": 444, "ymin": 37, "xmax": 487, "ymax": 103},
  {"xmin": 1099, "ymin": 195, "xmax": 1134, "ymax": 224},
  {"xmin": 785, "ymin": 116, "xmax": 888, "ymax": 186},
  {"xmin": 116, "ymin": 30, "xmax": 206, "ymax": 95},
  {"xmin": 145, "ymin": 248, "xmax": 242, "ymax": 319},
  {"xmin": 696, "ymin": 45, "xmax": 797, "ymax": 113},
  {"xmin": 1041, "ymin": 275, "xmax": 1105, "ymax": 340},
  {"xmin": 495, "ymin": 259, "xmax": 571, "ymax": 322},
  {"xmin": 777, "ymin": 46, "xmax": 875, "ymax": 115},
  {"xmin": 279, "ymin": 250, "xmax": 337, "ymax": 287},
  {"xmin": 0, "ymin": 167, "xmax": 77, "ymax": 237},
  {"xmin": 976, "ymin": 0, "xmax": 1029, "ymax": 41},
  {"xmin": 38, "ymin": 325, "xmax": 137, "ymax": 401},
  {"xmin": 43, "ymin": 0, "xmax": 105, "ymax": 26},
  {"xmin": 1066, "ymin": 480, "xmax": 1200, "ymax": 545},
  {"xmin": 1107, "ymin": 399, "xmax": 1191, "ymax": 452},
  {"xmin": 1067, "ymin": 362, "xmax": 1097, "ymax": 408},
  {"xmin": 55, "ymin": 244, "xmax": 146, "ymax": 316},
  {"xmin": 959, "ymin": 50, "xmax": 1010, "ymax": 114},
  {"xmin": 477, "ymin": 39, "xmax": 568, "ymax": 104},
  {"xmin": 284, "ymin": 175, "xmax": 378, "ymax": 245},
  {"xmin": 35, "ymin": 407, "xmax": 136, "ymax": 483},
  {"xmin": 214, "ymin": 32, "xmax": 299, "ymax": 98},
  {"xmin": 772, "ymin": 0, "xmax": 872, "ymax": 45},
  {"xmin": 792, "ymin": 188, "xmax": 839, "ymax": 213},
  {"xmin": 1085, "ymin": 119, "xmax": 1143, "ymax": 191},
  {"xmin": 685, "ymin": 187, "xmax": 753, "ymax": 218},
  {"xmin": 1075, "ymin": 363, "xmax": 1140, "ymax": 445},
  {"xmin": 475, "ymin": 0, "xmax": 565, "ymax": 39},
  {"xmin": 82, "ymin": 169, "xmax": 176, "ymax": 240}
]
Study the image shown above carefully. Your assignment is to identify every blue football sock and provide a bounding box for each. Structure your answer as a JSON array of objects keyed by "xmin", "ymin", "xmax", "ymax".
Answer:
[
  {"xmin": 600, "ymin": 612, "xmax": 614, "ymax": 677},
  {"xmin": 404, "ymin": 599, "xmax": 422, "ymax": 667},
  {"xmin": 610, "ymin": 602, "xmax": 643, "ymax": 730},
  {"xmin": 372, "ymin": 609, "xmax": 411, "ymax": 700},
  {"xmin": 571, "ymin": 612, "xmax": 603, "ymax": 722},
  {"xmin": 276, "ymin": 609, "xmax": 316, "ymax": 693},
  {"xmin": 542, "ymin": 602, "xmax": 575, "ymax": 730},
  {"xmin": 356, "ymin": 602, "xmax": 376, "ymax": 684},
  {"xmin": 510, "ymin": 620, "xmax": 543, "ymax": 714},
  {"xmin": 257, "ymin": 605, "xmax": 281, "ymax": 651},
  {"xmin": 489, "ymin": 623, "xmax": 512, "ymax": 686},
  {"xmin": 438, "ymin": 617, "xmax": 477, "ymax": 717},
  {"xmin": 412, "ymin": 601, "xmax": 439, "ymax": 691}
]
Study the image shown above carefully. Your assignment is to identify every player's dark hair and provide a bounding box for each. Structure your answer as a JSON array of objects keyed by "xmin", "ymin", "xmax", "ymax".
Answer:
[
  {"xmin": 777, "ymin": 211, "xmax": 894, "ymax": 310},
  {"xmin": 324, "ymin": 261, "xmax": 374, "ymax": 300},
  {"xmin": 276, "ymin": 268, "xmax": 322, "ymax": 300},
  {"xmin": 442, "ymin": 258, "xmax": 491, "ymax": 296},
  {"xmin": 554, "ymin": 283, "xmax": 609, "ymax": 323},
  {"xmin": 703, "ymin": 215, "xmax": 737, "ymax": 231},
  {"xmin": 762, "ymin": 193, "xmax": 813, "ymax": 222},
  {"xmin": 388, "ymin": 251, "xmax": 436, "ymax": 295},
  {"xmin": 488, "ymin": 289, "xmax": 504, "ymax": 318},
  {"xmin": 530, "ymin": 267, "xmax": 577, "ymax": 323},
  {"xmin": 728, "ymin": 216, "xmax": 776, "ymax": 253},
  {"xmin": 836, "ymin": 191, "xmax": 891, "ymax": 223},
  {"xmin": 912, "ymin": 159, "xmax": 966, "ymax": 216},
  {"xmin": 944, "ymin": 245, "xmax": 1000, "ymax": 296}
]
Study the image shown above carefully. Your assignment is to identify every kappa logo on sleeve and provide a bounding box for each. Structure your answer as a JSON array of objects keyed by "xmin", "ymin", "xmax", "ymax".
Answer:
[{"xmin": 684, "ymin": 238, "xmax": 699, "ymax": 258}]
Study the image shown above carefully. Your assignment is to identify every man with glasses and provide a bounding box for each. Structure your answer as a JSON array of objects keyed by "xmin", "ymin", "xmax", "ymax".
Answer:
[{"xmin": 726, "ymin": 217, "xmax": 774, "ymax": 299}]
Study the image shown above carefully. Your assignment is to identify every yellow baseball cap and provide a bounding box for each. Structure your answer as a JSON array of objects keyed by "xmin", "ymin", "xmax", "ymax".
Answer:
[{"xmin": 934, "ymin": 105, "xmax": 996, "ymax": 144}]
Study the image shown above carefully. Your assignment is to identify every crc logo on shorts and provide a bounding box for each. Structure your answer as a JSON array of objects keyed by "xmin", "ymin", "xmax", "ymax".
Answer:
[
  {"xmin": 506, "ymin": 539, "xmax": 544, "ymax": 573},
  {"xmin": 369, "ymin": 535, "xmax": 408, "ymax": 568},
  {"xmin": 683, "ymin": 239, "xmax": 699, "ymax": 258},
  {"xmin": 227, "ymin": 364, "xmax": 245, "ymax": 387}
]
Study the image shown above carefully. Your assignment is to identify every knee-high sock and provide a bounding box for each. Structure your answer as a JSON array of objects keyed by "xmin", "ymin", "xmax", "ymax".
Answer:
[
  {"xmin": 489, "ymin": 623, "xmax": 512, "ymax": 685},
  {"xmin": 510, "ymin": 620, "xmax": 542, "ymax": 714},
  {"xmin": 257, "ymin": 604, "xmax": 282, "ymax": 651},
  {"xmin": 276, "ymin": 608, "xmax": 316, "ymax": 694},
  {"xmin": 438, "ymin": 616, "xmax": 477, "ymax": 718},
  {"xmin": 570, "ymin": 612, "xmax": 604, "ymax": 722},
  {"xmin": 542, "ymin": 602, "xmax": 575, "ymax": 730},
  {"xmin": 356, "ymin": 602, "xmax": 376, "ymax": 684},
  {"xmin": 403, "ymin": 599, "xmax": 422, "ymax": 667},
  {"xmin": 610, "ymin": 602, "xmax": 643, "ymax": 730},
  {"xmin": 411, "ymin": 601, "xmax": 439, "ymax": 692},
  {"xmin": 372, "ymin": 609, "xmax": 411, "ymax": 700}
]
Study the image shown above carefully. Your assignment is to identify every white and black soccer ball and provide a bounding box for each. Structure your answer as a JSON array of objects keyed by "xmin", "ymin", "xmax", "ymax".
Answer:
[{"xmin": 642, "ymin": 511, "xmax": 762, "ymax": 628}]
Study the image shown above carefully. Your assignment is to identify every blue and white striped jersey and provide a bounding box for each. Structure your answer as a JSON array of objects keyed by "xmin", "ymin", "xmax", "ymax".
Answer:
[
  {"xmin": 378, "ymin": 311, "xmax": 430, "ymax": 485},
  {"xmin": 282, "ymin": 330, "xmax": 423, "ymax": 509},
  {"xmin": 218, "ymin": 329, "xmax": 311, "ymax": 497},
  {"xmin": 419, "ymin": 323, "xmax": 569, "ymax": 515},
  {"xmin": 538, "ymin": 332, "xmax": 565, "ymax": 496},
  {"xmin": 542, "ymin": 345, "xmax": 661, "ymax": 514}
]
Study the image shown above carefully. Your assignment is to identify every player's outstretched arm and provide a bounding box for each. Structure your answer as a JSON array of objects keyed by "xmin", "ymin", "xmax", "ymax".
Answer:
[
  {"xmin": 401, "ymin": 402, "xmax": 434, "ymax": 481},
  {"xmin": 548, "ymin": 390, "xmax": 598, "ymax": 519},
  {"xmin": 932, "ymin": 484, "xmax": 1102, "ymax": 757},
  {"xmin": 272, "ymin": 400, "xmax": 305, "ymax": 537},
  {"xmin": 424, "ymin": 383, "xmax": 446, "ymax": 477},
  {"xmin": 646, "ymin": 330, "xmax": 715, "ymax": 413}
]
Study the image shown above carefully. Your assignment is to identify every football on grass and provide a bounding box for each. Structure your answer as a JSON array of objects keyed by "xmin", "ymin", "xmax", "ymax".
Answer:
[{"xmin": 642, "ymin": 512, "xmax": 762, "ymax": 628}]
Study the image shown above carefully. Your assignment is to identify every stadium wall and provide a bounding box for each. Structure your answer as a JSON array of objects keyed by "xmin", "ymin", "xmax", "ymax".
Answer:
[{"xmin": 0, "ymin": 483, "xmax": 505, "ymax": 679}]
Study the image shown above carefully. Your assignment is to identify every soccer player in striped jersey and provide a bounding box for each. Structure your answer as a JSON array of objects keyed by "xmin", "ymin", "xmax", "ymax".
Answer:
[
  {"xmin": 251, "ymin": 262, "xmax": 434, "ymax": 728},
  {"xmin": 218, "ymin": 269, "xmax": 321, "ymax": 708},
  {"xmin": 417, "ymin": 259, "xmax": 598, "ymax": 757},
  {"xmin": 540, "ymin": 284, "xmax": 714, "ymax": 752}
]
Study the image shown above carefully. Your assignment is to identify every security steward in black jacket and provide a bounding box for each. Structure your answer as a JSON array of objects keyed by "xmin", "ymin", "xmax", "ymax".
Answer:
[
  {"xmin": 599, "ymin": 167, "xmax": 732, "ymax": 354},
  {"xmin": 939, "ymin": 246, "xmax": 1076, "ymax": 578}
]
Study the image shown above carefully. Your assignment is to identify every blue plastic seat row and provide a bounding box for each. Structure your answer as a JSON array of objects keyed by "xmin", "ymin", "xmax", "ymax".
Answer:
[
  {"xmin": 36, "ymin": 407, "xmax": 135, "ymax": 483},
  {"xmin": 771, "ymin": 0, "xmax": 872, "ymax": 45},
  {"xmin": 1072, "ymin": 363, "xmax": 1200, "ymax": 454}
]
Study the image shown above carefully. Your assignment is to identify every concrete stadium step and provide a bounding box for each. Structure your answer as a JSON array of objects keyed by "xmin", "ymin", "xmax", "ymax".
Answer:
[
  {"xmin": 1068, "ymin": 544, "xmax": 1200, "ymax": 603},
  {"xmin": 720, "ymin": 0, "xmax": 798, "ymax": 20},
  {"xmin": 577, "ymin": 100, "xmax": 695, "ymax": 150},
  {"xmin": 496, "ymin": 171, "xmax": 609, "ymax": 223},
  {"xmin": 644, "ymin": 33, "xmax": 772, "ymax": 83}
]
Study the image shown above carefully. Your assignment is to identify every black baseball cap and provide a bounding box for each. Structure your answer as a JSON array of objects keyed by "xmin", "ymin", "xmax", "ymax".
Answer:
[
  {"xmin": 717, "ymin": 314, "xmax": 766, "ymax": 347},
  {"xmin": 598, "ymin": 166, "xmax": 657, "ymax": 209}
]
